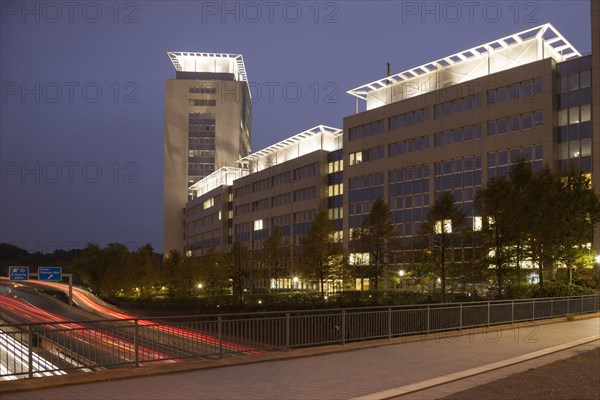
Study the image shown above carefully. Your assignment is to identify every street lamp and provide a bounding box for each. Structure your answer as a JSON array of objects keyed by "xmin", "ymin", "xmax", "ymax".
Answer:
[{"xmin": 398, "ymin": 269, "xmax": 405, "ymax": 290}]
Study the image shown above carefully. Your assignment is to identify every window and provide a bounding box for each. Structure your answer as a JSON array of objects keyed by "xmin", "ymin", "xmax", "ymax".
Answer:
[
  {"xmin": 434, "ymin": 220, "xmax": 452, "ymax": 234},
  {"xmin": 558, "ymin": 109, "xmax": 569, "ymax": 127},
  {"xmin": 521, "ymin": 81, "xmax": 533, "ymax": 97},
  {"xmin": 203, "ymin": 198, "xmax": 215, "ymax": 209},
  {"xmin": 569, "ymin": 106, "xmax": 579, "ymax": 124},
  {"xmin": 442, "ymin": 131, "xmax": 452, "ymax": 146},
  {"xmin": 522, "ymin": 113, "xmax": 533, "ymax": 129},
  {"xmin": 581, "ymin": 138, "xmax": 592, "ymax": 157},
  {"xmin": 349, "ymin": 152, "xmax": 362, "ymax": 165},
  {"xmin": 581, "ymin": 104, "xmax": 591, "ymax": 122},
  {"xmin": 580, "ymin": 70, "xmax": 591, "ymax": 88},
  {"xmin": 253, "ymin": 219, "xmax": 264, "ymax": 231},
  {"xmin": 488, "ymin": 120, "xmax": 496, "ymax": 136},
  {"xmin": 534, "ymin": 111, "xmax": 543, "ymax": 127},
  {"xmin": 453, "ymin": 129, "xmax": 462, "ymax": 143},
  {"xmin": 509, "ymin": 116, "xmax": 520, "ymax": 132},
  {"xmin": 533, "ymin": 78, "xmax": 542, "ymax": 93},
  {"xmin": 559, "ymin": 142, "xmax": 569, "ymax": 160},
  {"xmin": 497, "ymin": 87, "xmax": 508, "ymax": 102},
  {"xmin": 443, "ymin": 102, "xmax": 452, "ymax": 116},
  {"xmin": 509, "ymin": 84, "xmax": 519, "ymax": 99},
  {"xmin": 473, "ymin": 216, "xmax": 482, "ymax": 231},
  {"xmin": 497, "ymin": 118, "xmax": 508, "ymax": 135},
  {"xmin": 487, "ymin": 90, "xmax": 497, "ymax": 105},
  {"xmin": 464, "ymin": 127, "xmax": 472, "ymax": 141},
  {"xmin": 453, "ymin": 99, "xmax": 462, "ymax": 113},
  {"xmin": 568, "ymin": 73, "xmax": 579, "ymax": 91},
  {"xmin": 569, "ymin": 140, "xmax": 580, "ymax": 158},
  {"xmin": 189, "ymin": 99, "xmax": 216, "ymax": 106}
]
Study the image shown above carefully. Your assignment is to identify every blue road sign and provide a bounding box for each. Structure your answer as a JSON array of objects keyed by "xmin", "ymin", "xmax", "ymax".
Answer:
[
  {"xmin": 9, "ymin": 266, "xmax": 29, "ymax": 281},
  {"xmin": 38, "ymin": 267, "xmax": 62, "ymax": 281}
]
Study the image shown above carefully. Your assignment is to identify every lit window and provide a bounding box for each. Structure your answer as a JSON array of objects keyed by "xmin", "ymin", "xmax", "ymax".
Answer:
[
  {"xmin": 580, "ymin": 104, "xmax": 591, "ymax": 122},
  {"xmin": 558, "ymin": 109, "xmax": 568, "ymax": 127},
  {"xmin": 569, "ymin": 140, "xmax": 580, "ymax": 158},
  {"xmin": 350, "ymin": 253, "xmax": 370, "ymax": 265},
  {"xmin": 473, "ymin": 216, "xmax": 482, "ymax": 231},
  {"xmin": 203, "ymin": 198, "xmax": 215, "ymax": 209},
  {"xmin": 569, "ymin": 107, "xmax": 579, "ymax": 124},
  {"xmin": 253, "ymin": 219, "xmax": 264, "ymax": 231},
  {"xmin": 434, "ymin": 220, "xmax": 452, "ymax": 234}
]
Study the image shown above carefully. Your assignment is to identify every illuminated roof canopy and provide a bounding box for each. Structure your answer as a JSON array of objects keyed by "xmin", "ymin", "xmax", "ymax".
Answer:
[
  {"xmin": 168, "ymin": 52, "xmax": 248, "ymax": 82},
  {"xmin": 188, "ymin": 166, "xmax": 247, "ymax": 197},
  {"xmin": 348, "ymin": 23, "xmax": 581, "ymax": 110},
  {"xmin": 237, "ymin": 125, "xmax": 342, "ymax": 173}
]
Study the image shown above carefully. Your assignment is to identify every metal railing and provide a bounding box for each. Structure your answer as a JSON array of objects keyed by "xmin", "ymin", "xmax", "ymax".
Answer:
[{"xmin": 1, "ymin": 295, "xmax": 598, "ymax": 380}]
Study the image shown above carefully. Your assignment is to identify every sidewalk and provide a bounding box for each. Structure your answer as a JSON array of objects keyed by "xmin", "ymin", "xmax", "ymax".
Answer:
[{"xmin": 2, "ymin": 317, "xmax": 599, "ymax": 400}]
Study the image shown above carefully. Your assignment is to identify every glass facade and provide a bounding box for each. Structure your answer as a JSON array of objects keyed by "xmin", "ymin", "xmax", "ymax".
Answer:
[
  {"xmin": 188, "ymin": 112, "xmax": 216, "ymax": 190},
  {"xmin": 557, "ymin": 55, "xmax": 593, "ymax": 173}
]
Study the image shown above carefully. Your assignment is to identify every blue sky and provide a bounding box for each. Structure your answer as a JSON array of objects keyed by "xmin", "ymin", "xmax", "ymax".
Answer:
[{"xmin": 0, "ymin": 1, "xmax": 592, "ymax": 253}]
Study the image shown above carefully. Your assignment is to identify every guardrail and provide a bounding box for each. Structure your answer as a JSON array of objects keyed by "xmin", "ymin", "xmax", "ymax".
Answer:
[{"xmin": 1, "ymin": 295, "xmax": 598, "ymax": 380}]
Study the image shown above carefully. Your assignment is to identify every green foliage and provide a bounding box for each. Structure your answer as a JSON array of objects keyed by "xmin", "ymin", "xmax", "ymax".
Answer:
[
  {"xmin": 257, "ymin": 226, "xmax": 290, "ymax": 293},
  {"xmin": 297, "ymin": 209, "xmax": 346, "ymax": 295},
  {"xmin": 418, "ymin": 192, "xmax": 467, "ymax": 302},
  {"xmin": 475, "ymin": 162, "xmax": 600, "ymax": 289},
  {"xmin": 352, "ymin": 198, "xmax": 395, "ymax": 290},
  {"xmin": 504, "ymin": 282, "xmax": 531, "ymax": 299},
  {"xmin": 197, "ymin": 247, "xmax": 229, "ymax": 296},
  {"xmin": 227, "ymin": 241, "xmax": 250, "ymax": 304},
  {"xmin": 530, "ymin": 282, "xmax": 592, "ymax": 298}
]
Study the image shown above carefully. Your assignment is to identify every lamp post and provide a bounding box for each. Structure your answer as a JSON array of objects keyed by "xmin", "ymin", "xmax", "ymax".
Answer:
[{"xmin": 399, "ymin": 269, "xmax": 405, "ymax": 290}]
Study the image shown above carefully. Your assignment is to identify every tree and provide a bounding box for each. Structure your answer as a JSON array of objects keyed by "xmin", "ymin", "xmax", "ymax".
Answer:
[
  {"xmin": 198, "ymin": 247, "xmax": 229, "ymax": 296},
  {"xmin": 227, "ymin": 241, "xmax": 249, "ymax": 304},
  {"xmin": 129, "ymin": 243, "xmax": 161, "ymax": 297},
  {"xmin": 258, "ymin": 225, "xmax": 289, "ymax": 293},
  {"xmin": 165, "ymin": 250, "xmax": 202, "ymax": 297},
  {"xmin": 525, "ymin": 167, "xmax": 565, "ymax": 288},
  {"xmin": 554, "ymin": 169, "xmax": 600, "ymax": 283},
  {"xmin": 476, "ymin": 176, "xmax": 520, "ymax": 294},
  {"xmin": 351, "ymin": 198, "xmax": 395, "ymax": 290},
  {"xmin": 96, "ymin": 243, "xmax": 132, "ymax": 297},
  {"xmin": 297, "ymin": 209, "xmax": 345, "ymax": 296},
  {"xmin": 420, "ymin": 192, "xmax": 466, "ymax": 302},
  {"xmin": 70, "ymin": 243, "xmax": 103, "ymax": 293}
]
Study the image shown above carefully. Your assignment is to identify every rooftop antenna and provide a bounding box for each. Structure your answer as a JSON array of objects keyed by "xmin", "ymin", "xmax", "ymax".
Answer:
[{"xmin": 387, "ymin": 62, "xmax": 391, "ymax": 105}]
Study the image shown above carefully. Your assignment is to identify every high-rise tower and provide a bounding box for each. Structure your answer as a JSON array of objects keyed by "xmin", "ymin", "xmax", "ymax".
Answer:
[{"xmin": 164, "ymin": 52, "xmax": 252, "ymax": 256}]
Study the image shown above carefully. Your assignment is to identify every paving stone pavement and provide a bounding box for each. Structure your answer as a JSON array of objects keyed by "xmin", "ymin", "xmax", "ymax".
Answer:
[{"xmin": 3, "ymin": 318, "xmax": 599, "ymax": 400}]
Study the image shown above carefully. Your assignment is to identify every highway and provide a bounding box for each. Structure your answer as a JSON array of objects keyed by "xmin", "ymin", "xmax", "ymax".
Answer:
[{"xmin": 0, "ymin": 279, "xmax": 255, "ymax": 379}]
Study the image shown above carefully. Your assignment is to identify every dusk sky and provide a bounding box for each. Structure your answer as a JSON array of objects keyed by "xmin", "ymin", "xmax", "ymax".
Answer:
[{"xmin": 1, "ymin": 1, "xmax": 592, "ymax": 254}]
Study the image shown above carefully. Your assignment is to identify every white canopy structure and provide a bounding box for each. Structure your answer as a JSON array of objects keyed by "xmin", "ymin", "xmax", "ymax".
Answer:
[{"xmin": 347, "ymin": 23, "xmax": 581, "ymax": 110}]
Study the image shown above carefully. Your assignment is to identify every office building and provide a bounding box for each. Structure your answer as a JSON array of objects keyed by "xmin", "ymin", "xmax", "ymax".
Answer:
[
  {"xmin": 180, "ymin": 13, "xmax": 599, "ymax": 288},
  {"xmin": 164, "ymin": 52, "xmax": 252, "ymax": 256}
]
